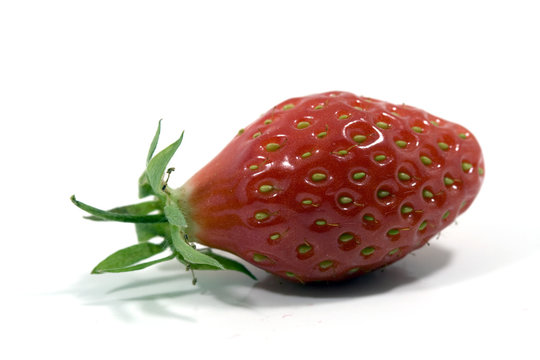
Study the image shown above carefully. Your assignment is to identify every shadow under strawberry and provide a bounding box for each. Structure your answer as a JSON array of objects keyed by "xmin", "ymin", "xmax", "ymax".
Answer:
[
  {"xmin": 87, "ymin": 243, "xmax": 452, "ymax": 309},
  {"xmin": 250, "ymin": 243, "xmax": 453, "ymax": 301}
]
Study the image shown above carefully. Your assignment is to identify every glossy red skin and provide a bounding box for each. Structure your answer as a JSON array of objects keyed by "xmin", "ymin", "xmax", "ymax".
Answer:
[{"xmin": 181, "ymin": 91, "xmax": 484, "ymax": 282}]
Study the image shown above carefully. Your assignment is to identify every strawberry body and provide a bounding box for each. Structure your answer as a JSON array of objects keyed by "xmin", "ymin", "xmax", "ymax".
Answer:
[{"xmin": 178, "ymin": 91, "xmax": 484, "ymax": 282}]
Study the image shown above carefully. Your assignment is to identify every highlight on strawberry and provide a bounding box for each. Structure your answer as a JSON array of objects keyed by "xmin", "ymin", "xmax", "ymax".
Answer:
[{"xmin": 72, "ymin": 91, "xmax": 484, "ymax": 284}]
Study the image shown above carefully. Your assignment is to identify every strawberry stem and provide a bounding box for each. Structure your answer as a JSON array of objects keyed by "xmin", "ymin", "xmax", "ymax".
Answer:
[{"xmin": 71, "ymin": 121, "xmax": 257, "ymax": 282}]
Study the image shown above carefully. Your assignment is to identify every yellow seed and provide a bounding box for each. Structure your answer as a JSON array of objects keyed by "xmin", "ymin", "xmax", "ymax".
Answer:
[
  {"xmin": 282, "ymin": 104, "xmax": 294, "ymax": 110},
  {"xmin": 420, "ymin": 156, "xmax": 432, "ymax": 166},
  {"xmin": 255, "ymin": 212, "xmax": 269, "ymax": 221},
  {"xmin": 339, "ymin": 233, "xmax": 354, "ymax": 242},
  {"xmin": 361, "ymin": 247, "xmax": 375, "ymax": 256},
  {"xmin": 353, "ymin": 134, "xmax": 367, "ymax": 143},
  {"xmin": 401, "ymin": 206, "xmax": 413, "ymax": 214},
  {"xmin": 376, "ymin": 121, "xmax": 389, "ymax": 129},
  {"xmin": 297, "ymin": 244, "xmax": 312, "ymax": 254},
  {"xmin": 266, "ymin": 143, "xmax": 280, "ymax": 151},
  {"xmin": 395, "ymin": 140, "xmax": 407, "ymax": 148},
  {"xmin": 398, "ymin": 172, "xmax": 411, "ymax": 181},
  {"xmin": 269, "ymin": 233, "xmax": 281, "ymax": 241},
  {"xmin": 319, "ymin": 260, "xmax": 333, "ymax": 269},
  {"xmin": 259, "ymin": 185, "xmax": 273, "ymax": 193},
  {"xmin": 297, "ymin": 121, "xmax": 310, "ymax": 129},
  {"xmin": 311, "ymin": 173, "xmax": 327, "ymax": 182},
  {"xmin": 339, "ymin": 196, "xmax": 353, "ymax": 204},
  {"xmin": 253, "ymin": 253, "xmax": 270, "ymax": 262},
  {"xmin": 438, "ymin": 142, "xmax": 449, "ymax": 151}
]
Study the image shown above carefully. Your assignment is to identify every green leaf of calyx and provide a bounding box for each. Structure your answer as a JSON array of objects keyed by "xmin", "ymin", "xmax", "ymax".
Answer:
[
  {"xmin": 197, "ymin": 249, "xmax": 257, "ymax": 280},
  {"xmin": 92, "ymin": 242, "xmax": 169, "ymax": 274},
  {"xmin": 84, "ymin": 200, "xmax": 162, "ymax": 221},
  {"xmin": 138, "ymin": 120, "xmax": 170, "ymax": 199},
  {"xmin": 146, "ymin": 131, "xmax": 184, "ymax": 196},
  {"xmin": 170, "ymin": 225, "xmax": 224, "ymax": 269},
  {"xmin": 138, "ymin": 172, "xmax": 155, "ymax": 199},
  {"xmin": 147, "ymin": 119, "xmax": 162, "ymax": 165},
  {"xmin": 71, "ymin": 195, "xmax": 167, "ymax": 223},
  {"xmin": 135, "ymin": 222, "xmax": 171, "ymax": 243},
  {"xmin": 164, "ymin": 198, "xmax": 187, "ymax": 229},
  {"xmin": 97, "ymin": 254, "xmax": 176, "ymax": 273}
]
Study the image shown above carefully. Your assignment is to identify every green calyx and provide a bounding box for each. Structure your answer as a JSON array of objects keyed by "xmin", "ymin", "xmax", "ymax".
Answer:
[{"xmin": 71, "ymin": 120, "xmax": 256, "ymax": 283}]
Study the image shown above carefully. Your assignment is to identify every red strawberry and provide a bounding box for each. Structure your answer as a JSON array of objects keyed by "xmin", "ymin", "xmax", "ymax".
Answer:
[{"xmin": 72, "ymin": 91, "xmax": 484, "ymax": 284}]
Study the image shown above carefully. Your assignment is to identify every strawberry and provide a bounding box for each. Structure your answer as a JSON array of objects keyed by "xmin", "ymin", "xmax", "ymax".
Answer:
[{"xmin": 72, "ymin": 91, "xmax": 484, "ymax": 283}]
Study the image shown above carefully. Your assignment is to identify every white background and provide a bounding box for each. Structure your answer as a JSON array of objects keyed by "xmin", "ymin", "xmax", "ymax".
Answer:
[{"xmin": 1, "ymin": 0, "xmax": 539, "ymax": 359}]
